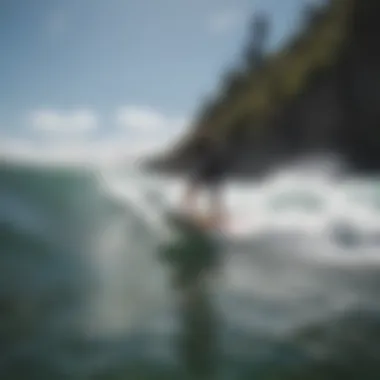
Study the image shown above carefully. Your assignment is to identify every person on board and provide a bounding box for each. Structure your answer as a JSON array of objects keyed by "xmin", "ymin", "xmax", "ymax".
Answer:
[{"xmin": 181, "ymin": 138, "xmax": 231, "ymax": 231}]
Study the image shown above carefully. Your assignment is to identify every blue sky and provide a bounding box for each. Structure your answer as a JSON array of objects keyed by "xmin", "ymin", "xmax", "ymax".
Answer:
[{"xmin": 0, "ymin": 0, "xmax": 317, "ymax": 163}]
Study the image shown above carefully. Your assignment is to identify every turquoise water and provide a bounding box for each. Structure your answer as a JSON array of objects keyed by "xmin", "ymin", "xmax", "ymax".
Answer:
[{"xmin": 2, "ymin": 161, "xmax": 380, "ymax": 379}]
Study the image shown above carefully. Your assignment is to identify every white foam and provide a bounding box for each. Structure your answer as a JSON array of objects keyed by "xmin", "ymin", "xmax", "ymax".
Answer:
[{"xmin": 95, "ymin": 159, "xmax": 380, "ymax": 258}]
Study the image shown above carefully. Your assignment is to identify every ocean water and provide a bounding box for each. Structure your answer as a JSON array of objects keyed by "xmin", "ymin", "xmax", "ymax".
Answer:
[{"xmin": 2, "ymin": 159, "xmax": 380, "ymax": 379}]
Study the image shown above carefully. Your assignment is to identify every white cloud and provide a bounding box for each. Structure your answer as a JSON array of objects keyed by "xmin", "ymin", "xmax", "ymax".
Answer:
[
  {"xmin": 3, "ymin": 106, "xmax": 189, "ymax": 167},
  {"xmin": 115, "ymin": 105, "xmax": 189, "ymax": 162},
  {"xmin": 30, "ymin": 109, "xmax": 98, "ymax": 134},
  {"xmin": 0, "ymin": 133, "xmax": 181, "ymax": 167},
  {"xmin": 116, "ymin": 106, "xmax": 186, "ymax": 133},
  {"xmin": 209, "ymin": 9, "xmax": 244, "ymax": 35}
]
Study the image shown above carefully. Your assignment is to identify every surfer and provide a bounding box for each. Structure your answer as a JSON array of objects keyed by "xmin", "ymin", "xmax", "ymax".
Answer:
[{"xmin": 182, "ymin": 139, "xmax": 229, "ymax": 231}]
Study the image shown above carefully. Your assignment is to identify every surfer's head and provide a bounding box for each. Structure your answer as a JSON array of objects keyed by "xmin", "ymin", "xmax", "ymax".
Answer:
[{"xmin": 189, "ymin": 135, "xmax": 233, "ymax": 186}]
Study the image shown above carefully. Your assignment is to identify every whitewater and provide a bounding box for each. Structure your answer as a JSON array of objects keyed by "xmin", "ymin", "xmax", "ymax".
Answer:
[{"xmin": 2, "ymin": 154, "xmax": 380, "ymax": 378}]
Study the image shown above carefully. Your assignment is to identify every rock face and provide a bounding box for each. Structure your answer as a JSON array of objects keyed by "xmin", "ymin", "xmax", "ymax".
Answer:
[
  {"xmin": 337, "ymin": 0, "xmax": 380, "ymax": 172},
  {"xmin": 145, "ymin": 0, "xmax": 380, "ymax": 179}
]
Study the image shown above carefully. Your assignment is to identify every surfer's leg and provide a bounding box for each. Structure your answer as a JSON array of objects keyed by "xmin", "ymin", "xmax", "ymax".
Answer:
[{"xmin": 182, "ymin": 180, "xmax": 201, "ymax": 214}]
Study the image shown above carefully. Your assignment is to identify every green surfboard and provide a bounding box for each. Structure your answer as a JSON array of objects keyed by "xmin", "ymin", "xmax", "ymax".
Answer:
[{"xmin": 159, "ymin": 211, "xmax": 220, "ymax": 287}]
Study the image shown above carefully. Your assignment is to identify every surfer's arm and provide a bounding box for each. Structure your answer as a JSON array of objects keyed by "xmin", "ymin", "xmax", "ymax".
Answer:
[
  {"xmin": 181, "ymin": 180, "xmax": 226, "ymax": 231},
  {"xmin": 208, "ymin": 187, "xmax": 226, "ymax": 230}
]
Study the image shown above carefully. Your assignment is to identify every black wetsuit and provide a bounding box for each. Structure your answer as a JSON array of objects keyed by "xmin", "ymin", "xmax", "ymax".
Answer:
[
  {"xmin": 192, "ymin": 145, "xmax": 231, "ymax": 187},
  {"xmin": 190, "ymin": 123, "xmax": 249, "ymax": 187}
]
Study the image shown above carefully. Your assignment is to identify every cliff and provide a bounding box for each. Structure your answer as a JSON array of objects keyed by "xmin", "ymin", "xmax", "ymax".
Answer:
[{"xmin": 145, "ymin": 0, "xmax": 380, "ymax": 178}]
